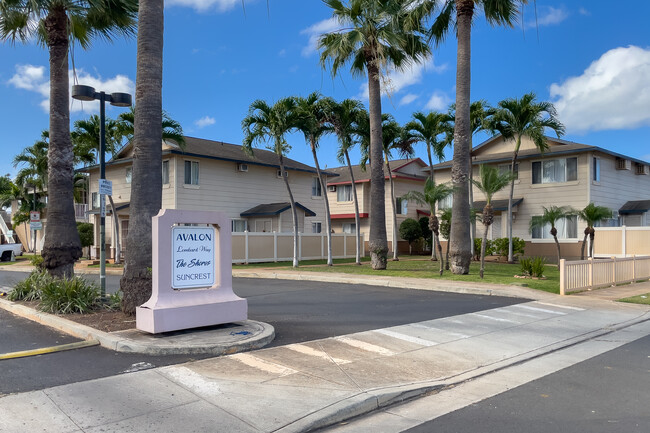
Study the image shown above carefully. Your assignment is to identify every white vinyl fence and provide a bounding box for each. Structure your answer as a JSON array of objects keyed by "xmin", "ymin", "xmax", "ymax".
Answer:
[
  {"xmin": 559, "ymin": 256, "xmax": 650, "ymax": 295},
  {"xmin": 232, "ymin": 232, "xmax": 364, "ymax": 264}
]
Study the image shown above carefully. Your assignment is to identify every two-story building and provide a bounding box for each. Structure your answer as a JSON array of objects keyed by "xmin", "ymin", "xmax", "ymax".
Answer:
[
  {"xmin": 82, "ymin": 136, "xmax": 338, "ymax": 259},
  {"xmin": 432, "ymin": 135, "xmax": 650, "ymax": 260}
]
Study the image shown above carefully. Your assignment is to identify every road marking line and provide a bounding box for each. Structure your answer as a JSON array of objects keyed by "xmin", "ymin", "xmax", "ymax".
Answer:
[
  {"xmin": 512, "ymin": 304, "xmax": 566, "ymax": 315},
  {"xmin": 285, "ymin": 344, "xmax": 351, "ymax": 364},
  {"xmin": 410, "ymin": 323, "xmax": 471, "ymax": 339},
  {"xmin": 230, "ymin": 353, "xmax": 298, "ymax": 376},
  {"xmin": 472, "ymin": 313, "xmax": 516, "ymax": 323},
  {"xmin": 335, "ymin": 337, "xmax": 396, "ymax": 356},
  {"xmin": 494, "ymin": 308, "xmax": 538, "ymax": 318},
  {"xmin": 0, "ymin": 340, "xmax": 99, "ymax": 360},
  {"xmin": 375, "ymin": 329, "xmax": 439, "ymax": 347},
  {"xmin": 535, "ymin": 302, "xmax": 585, "ymax": 311}
]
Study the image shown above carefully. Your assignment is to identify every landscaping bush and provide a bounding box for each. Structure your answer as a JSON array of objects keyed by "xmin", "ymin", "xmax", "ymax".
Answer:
[
  {"xmin": 30, "ymin": 254, "xmax": 44, "ymax": 268},
  {"xmin": 399, "ymin": 218, "xmax": 423, "ymax": 255},
  {"xmin": 38, "ymin": 276, "xmax": 100, "ymax": 314},
  {"xmin": 8, "ymin": 269, "xmax": 47, "ymax": 301},
  {"xmin": 474, "ymin": 238, "xmax": 494, "ymax": 261},
  {"xmin": 520, "ymin": 256, "xmax": 547, "ymax": 278},
  {"xmin": 493, "ymin": 237, "xmax": 525, "ymax": 260},
  {"xmin": 77, "ymin": 222, "xmax": 94, "ymax": 258}
]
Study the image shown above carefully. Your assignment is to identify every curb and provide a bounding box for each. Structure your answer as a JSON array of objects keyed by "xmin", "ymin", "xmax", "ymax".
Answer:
[
  {"xmin": 0, "ymin": 297, "xmax": 275, "ymax": 356},
  {"xmin": 276, "ymin": 311, "xmax": 650, "ymax": 433}
]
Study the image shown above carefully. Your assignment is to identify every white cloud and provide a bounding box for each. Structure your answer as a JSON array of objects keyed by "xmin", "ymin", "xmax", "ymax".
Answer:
[
  {"xmin": 399, "ymin": 93, "xmax": 419, "ymax": 106},
  {"xmin": 549, "ymin": 46, "xmax": 650, "ymax": 132},
  {"xmin": 166, "ymin": 0, "xmax": 239, "ymax": 13},
  {"xmin": 195, "ymin": 116, "xmax": 216, "ymax": 128},
  {"xmin": 300, "ymin": 18, "xmax": 339, "ymax": 57},
  {"xmin": 8, "ymin": 64, "xmax": 134, "ymax": 113},
  {"xmin": 425, "ymin": 91, "xmax": 452, "ymax": 111},
  {"xmin": 357, "ymin": 57, "xmax": 447, "ymax": 100},
  {"xmin": 526, "ymin": 6, "xmax": 569, "ymax": 27},
  {"xmin": 578, "ymin": 7, "xmax": 590, "ymax": 16}
]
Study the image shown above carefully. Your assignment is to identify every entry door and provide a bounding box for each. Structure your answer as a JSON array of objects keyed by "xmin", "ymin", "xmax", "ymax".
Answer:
[
  {"xmin": 256, "ymin": 219, "xmax": 273, "ymax": 232},
  {"xmin": 490, "ymin": 216, "xmax": 501, "ymax": 240}
]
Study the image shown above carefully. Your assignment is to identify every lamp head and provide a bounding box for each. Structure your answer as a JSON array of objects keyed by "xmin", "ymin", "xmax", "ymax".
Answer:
[
  {"xmin": 71, "ymin": 85, "xmax": 96, "ymax": 101},
  {"xmin": 110, "ymin": 92, "xmax": 132, "ymax": 107}
]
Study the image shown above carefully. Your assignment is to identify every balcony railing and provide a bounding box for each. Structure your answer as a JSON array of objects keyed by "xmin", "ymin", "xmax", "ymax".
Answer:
[{"xmin": 75, "ymin": 203, "xmax": 89, "ymax": 221}]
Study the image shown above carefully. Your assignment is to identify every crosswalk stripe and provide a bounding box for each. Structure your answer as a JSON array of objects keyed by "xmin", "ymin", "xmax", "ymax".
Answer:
[
  {"xmin": 285, "ymin": 344, "xmax": 351, "ymax": 364},
  {"xmin": 408, "ymin": 323, "xmax": 470, "ymax": 339},
  {"xmin": 512, "ymin": 304, "xmax": 566, "ymax": 315},
  {"xmin": 535, "ymin": 302, "xmax": 585, "ymax": 311},
  {"xmin": 472, "ymin": 313, "xmax": 516, "ymax": 323},
  {"xmin": 375, "ymin": 329, "xmax": 439, "ymax": 347},
  {"xmin": 230, "ymin": 353, "xmax": 298, "ymax": 376},
  {"xmin": 493, "ymin": 308, "xmax": 538, "ymax": 318},
  {"xmin": 335, "ymin": 337, "xmax": 396, "ymax": 356}
]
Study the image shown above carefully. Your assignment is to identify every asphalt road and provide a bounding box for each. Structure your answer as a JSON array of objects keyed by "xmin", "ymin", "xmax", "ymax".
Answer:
[
  {"xmin": 405, "ymin": 334, "xmax": 650, "ymax": 433},
  {"xmin": 0, "ymin": 272, "xmax": 525, "ymax": 395}
]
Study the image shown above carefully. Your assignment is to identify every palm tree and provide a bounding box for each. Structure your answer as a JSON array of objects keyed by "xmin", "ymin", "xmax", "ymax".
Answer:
[
  {"xmin": 487, "ymin": 92, "xmax": 565, "ymax": 263},
  {"xmin": 1, "ymin": 0, "xmax": 137, "ymax": 278},
  {"xmin": 294, "ymin": 92, "xmax": 334, "ymax": 266},
  {"xmin": 530, "ymin": 206, "xmax": 574, "ymax": 270},
  {"xmin": 577, "ymin": 203, "xmax": 612, "ymax": 259},
  {"xmin": 471, "ymin": 164, "xmax": 514, "ymax": 278},
  {"xmin": 242, "ymin": 98, "xmax": 301, "ymax": 267},
  {"xmin": 429, "ymin": 0, "xmax": 525, "ymax": 274},
  {"xmin": 120, "ymin": 0, "xmax": 163, "ymax": 315},
  {"xmin": 438, "ymin": 208, "xmax": 452, "ymax": 268},
  {"xmin": 117, "ymin": 107, "xmax": 186, "ymax": 150},
  {"xmin": 326, "ymin": 99, "xmax": 365, "ymax": 265},
  {"xmin": 13, "ymin": 132, "xmax": 49, "ymax": 194},
  {"xmin": 403, "ymin": 177, "xmax": 453, "ymax": 275},
  {"xmin": 319, "ymin": 0, "xmax": 432, "ymax": 270}
]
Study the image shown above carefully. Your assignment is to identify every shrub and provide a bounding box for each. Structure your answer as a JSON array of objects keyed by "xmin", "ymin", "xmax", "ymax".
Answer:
[
  {"xmin": 520, "ymin": 256, "xmax": 547, "ymax": 278},
  {"xmin": 38, "ymin": 276, "xmax": 100, "ymax": 314},
  {"xmin": 474, "ymin": 238, "xmax": 494, "ymax": 260},
  {"xmin": 77, "ymin": 222, "xmax": 94, "ymax": 258},
  {"xmin": 30, "ymin": 254, "xmax": 44, "ymax": 268},
  {"xmin": 104, "ymin": 291, "xmax": 122, "ymax": 311},
  {"xmin": 399, "ymin": 218, "xmax": 423, "ymax": 254},
  {"xmin": 493, "ymin": 237, "xmax": 525, "ymax": 260},
  {"xmin": 8, "ymin": 269, "xmax": 47, "ymax": 301}
]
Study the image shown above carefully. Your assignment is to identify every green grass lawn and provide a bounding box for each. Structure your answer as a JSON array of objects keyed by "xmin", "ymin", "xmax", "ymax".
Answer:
[
  {"xmin": 0, "ymin": 254, "xmax": 33, "ymax": 266},
  {"xmin": 617, "ymin": 293, "xmax": 650, "ymax": 305},
  {"xmin": 232, "ymin": 256, "xmax": 372, "ymax": 269},
  {"xmin": 235, "ymin": 256, "xmax": 560, "ymax": 294}
]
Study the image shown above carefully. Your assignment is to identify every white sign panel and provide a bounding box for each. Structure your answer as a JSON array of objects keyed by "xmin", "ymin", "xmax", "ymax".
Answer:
[
  {"xmin": 30, "ymin": 222, "xmax": 42, "ymax": 231},
  {"xmin": 99, "ymin": 179, "xmax": 113, "ymax": 196},
  {"xmin": 30, "ymin": 211, "xmax": 40, "ymax": 222},
  {"xmin": 172, "ymin": 226, "xmax": 215, "ymax": 289}
]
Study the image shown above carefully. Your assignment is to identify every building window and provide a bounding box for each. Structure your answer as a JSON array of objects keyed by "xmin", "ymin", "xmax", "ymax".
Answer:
[
  {"xmin": 231, "ymin": 219, "xmax": 247, "ymax": 232},
  {"xmin": 184, "ymin": 161, "xmax": 199, "ymax": 185},
  {"xmin": 337, "ymin": 184, "xmax": 353, "ymax": 202},
  {"xmin": 312, "ymin": 177, "xmax": 322, "ymax": 197},
  {"xmin": 396, "ymin": 198, "xmax": 408, "ymax": 215},
  {"xmin": 438, "ymin": 194, "xmax": 453, "ymax": 210},
  {"xmin": 342, "ymin": 223, "xmax": 356, "ymax": 234},
  {"xmin": 532, "ymin": 157, "xmax": 578, "ymax": 184},
  {"xmin": 593, "ymin": 157, "xmax": 600, "ymax": 182},
  {"xmin": 91, "ymin": 192, "xmax": 99, "ymax": 209},
  {"xmin": 126, "ymin": 167, "xmax": 132, "ymax": 184},
  {"xmin": 595, "ymin": 211, "xmax": 619, "ymax": 228},
  {"xmin": 498, "ymin": 163, "xmax": 519, "ymax": 179},
  {"xmin": 531, "ymin": 215, "xmax": 578, "ymax": 239},
  {"xmin": 162, "ymin": 160, "xmax": 169, "ymax": 185},
  {"xmin": 312, "ymin": 222, "xmax": 322, "ymax": 233}
]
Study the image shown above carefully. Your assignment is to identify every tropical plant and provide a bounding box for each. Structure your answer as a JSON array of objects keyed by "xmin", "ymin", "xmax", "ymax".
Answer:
[
  {"xmin": 71, "ymin": 115, "xmax": 122, "ymax": 165},
  {"xmin": 471, "ymin": 164, "xmax": 515, "ymax": 278},
  {"xmin": 319, "ymin": 0, "xmax": 432, "ymax": 270},
  {"xmin": 120, "ymin": 0, "xmax": 163, "ymax": 315},
  {"xmin": 1, "ymin": 0, "xmax": 138, "ymax": 278},
  {"xmin": 419, "ymin": 216, "xmax": 433, "ymax": 252},
  {"xmin": 77, "ymin": 222, "xmax": 94, "ymax": 259},
  {"xmin": 520, "ymin": 256, "xmax": 546, "ymax": 278},
  {"xmin": 530, "ymin": 205, "xmax": 574, "ymax": 269},
  {"xmin": 117, "ymin": 107, "xmax": 186, "ymax": 149},
  {"xmin": 242, "ymin": 97, "xmax": 301, "ymax": 267},
  {"xmin": 402, "ymin": 177, "xmax": 453, "ymax": 275},
  {"xmin": 13, "ymin": 131, "xmax": 49, "ymax": 193},
  {"xmin": 406, "ymin": 110, "xmax": 453, "ymax": 182},
  {"xmin": 429, "ymin": 0, "xmax": 526, "ymax": 274},
  {"xmin": 577, "ymin": 203, "xmax": 612, "ymax": 259},
  {"xmin": 38, "ymin": 274, "xmax": 100, "ymax": 314},
  {"xmin": 438, "ymin": 208, "xmax": 452, "ymax": 268},
  {"xmin": 399, "ymin": 218, "xmax": 422, "ymax": 255},
  {"xmin": 486, "ymin": 92, "xmax": 565, "ymax": 263},
  {"xmin": 326, "ymin": 98, "xmax": 366, "ymax": 265},
  {"xmin": 474, "ymin": 238, "xmax": 494, "ymax": 261},
  {"xmin": 294, "ymin": 93, "xmax": 334, "ymax": 266},
  {"xmin": 493, "ymin": 237, "xmax": 525, "ymax": 260}
]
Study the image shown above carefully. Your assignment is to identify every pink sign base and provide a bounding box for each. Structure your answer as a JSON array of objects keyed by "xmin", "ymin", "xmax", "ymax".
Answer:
[{"xmin": 136, "ymin": 209, "xmax": 247, "ymax": 334}]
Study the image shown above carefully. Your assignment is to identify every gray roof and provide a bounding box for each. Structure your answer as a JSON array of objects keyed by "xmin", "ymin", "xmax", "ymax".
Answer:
[
  {"xmin": 327, "ymin": 159, "xmax": 426, "ymax": 185},
  {"xmin": 473, "ymin": 198, "xmax": 523, "ymax": 212},
  {"xmin": 619, "ymin": 200, "xmax": 650, "ymax": 214},
  {"xmin": 240, "ymin": 202, "xmax": 316, "ymax": 217}
]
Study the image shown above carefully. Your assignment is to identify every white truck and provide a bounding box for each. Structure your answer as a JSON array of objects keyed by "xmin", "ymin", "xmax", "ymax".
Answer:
[{"xmin": 0, "ymin": 243, "xmax": 23, "ymax": 261}]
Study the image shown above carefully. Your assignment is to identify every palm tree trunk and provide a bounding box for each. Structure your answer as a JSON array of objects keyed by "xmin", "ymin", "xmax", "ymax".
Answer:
[
  {"xmin": 345, "ymin": 150, "xmax": 362, "ymax": 265},
  {"xmin": 120, "ymin": 0, "xmax": 164, "ymax": 314},
  {"xmin": 426, "ymin": 145, "xmax": 437, "ymax": 261},
  {"xmin": 480, "ymin": 222, "xmax": 489, "ymax": 278},
  {"xmin": 431, "ymin": 216, "xmax": 444, "ymax": 276},
  {"xmin": 311, "ymin": 146, "xmax": 332, "ymax": 266},
  {"xmin": 449, "ymin": 0, "xmax": 474, "ymax": 275},
  {"xmin": 553, "ymin": 234, "xmax": 561, "ymax": 270},
  {"xmin": 367, "ymin": 60, "xmax": 388, "ymax": 270},
  {"xmin": 41, "ymin": 6, "xmax": 82, "ymax": 278},
  {"xmin": 386, "ymin": 159, "xmax": 399, "ymax": 261},
  {"xmin": 468, "ymin": 143, "xmax": 474, "ymax": 258},
  {"xmin": 507, "ymin": 138, "xmax": 521, "ymax": 263},
  {"xmin": 107, "ymin": 195, "xmax": 121, "ymax": 265},
  {"xmin": 589, "ymin": 229, "xmax": 596, "ymax": 258},
  {"xmin": 445, "ymin": 236, "xmax": 450, "ymax": 270},
  {"xmin": 581, "ymin": 229, "xmax": 588, "ymax": 260},
  {"xmin": 279, "ymin": 155, "xmax": 299, "ymax": 268}
]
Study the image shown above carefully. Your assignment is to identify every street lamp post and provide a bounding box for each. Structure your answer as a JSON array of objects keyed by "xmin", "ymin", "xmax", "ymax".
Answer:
[{"xmin": 71, "ymin": 85, "xmax": 131, "ymax": 299}]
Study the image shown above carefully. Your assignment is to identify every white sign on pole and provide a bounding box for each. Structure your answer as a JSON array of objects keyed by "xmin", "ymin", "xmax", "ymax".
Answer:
[
  {"xmin": 30, "ymin": 211, "xmax": 40, "ymax": 222},
  {"xmin": 30, "ymin": 222, "xmax": 42, "ymax": 231},
  {"xmin": 172, "ymin": 226, "xmax": 215, "ymax": 289},
  {"xmin": 98, "ymin": 179, "xmax": 113, "ymax": 196}
]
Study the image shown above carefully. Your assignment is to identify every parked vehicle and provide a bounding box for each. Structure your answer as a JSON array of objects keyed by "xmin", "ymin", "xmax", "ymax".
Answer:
[{"xmin": 0, "ymin": 243, "xmax": 23, "ymax": 261}]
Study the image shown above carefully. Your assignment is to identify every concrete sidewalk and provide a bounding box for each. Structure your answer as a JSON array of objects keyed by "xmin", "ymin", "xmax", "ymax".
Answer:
[{"xmin": 2, "ymin": 295, "xmax": 649, "ymax": 433}]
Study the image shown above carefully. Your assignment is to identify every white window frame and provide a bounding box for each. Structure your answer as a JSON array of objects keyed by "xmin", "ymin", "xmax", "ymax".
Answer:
[
  {"xmin": 312, "ymin": 222, "xmax": 322, "ymax": 233},
  {"xmin": 498, "ymin": 163, "xmax": 519, "ymax": 179},
  {"xmin": 312, "ymin": 177, "xmax": 322, "ymax": 197},
  {"xmin": 593, "ymin": 157, "xmax": 600, "ymax": 182},
  {"xmin": 396, "ymin": 197, "xmax": 408, "ymax": 215},
  {"xmin": 162, "ymin": 160, "xmax": 170, "ymax": 185},
  {"xmin": 184, "ymin": 160, "xmax": 199, "ymax": 185},
  {"xmin": 231, "ymin": 219, "xmax": 247, "ymax": 233},
  {"xmin": 125, "ymin": 167, "xmax": 132, "ymax": 184},
  {"xmin": 532, "ymin": 157, "xmax": 578, "ymax": 185},
  {"xmin": 337, "ymin": 184, "xmax": 353, "ymax": 202},
  {"xmin": 531, "ymin": 215, "xmax": 578, "ymax": 240},
  {"xmin": 342, "ymin": 222, "xmax": 356, "ymax": 234}
]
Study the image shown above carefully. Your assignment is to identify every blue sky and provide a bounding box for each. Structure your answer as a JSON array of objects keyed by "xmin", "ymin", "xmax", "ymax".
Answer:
[{"xmin": 1, "ymin": 0, "xmax": 649, "ymax": 179}]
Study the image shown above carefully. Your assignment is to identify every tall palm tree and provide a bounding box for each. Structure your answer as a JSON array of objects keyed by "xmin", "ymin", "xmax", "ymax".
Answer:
[
  {"xmin": 72, "ymin": 116, "xmax": 122, "ymax": 165},
  {"xmin": 530, "ymin": 205, "xmax": 574, "ymax": 270},
  {"xmin": 403, "ymin": 178, "xmax": 453, "ymax": 275},
  {"xmin": 487, "ymin": 92, "xmax": 564, "ymax": 263},
  {"xmin": 319, "ymin": 0, "xmax": 432, "ymax": 270},
  {"xmin": 13, "ymin": 132, "xmax": 49, "ymax": 194},
  {"xmin": 577, "ymin": 203, "xmax": 612, "ymax": 259},
  {"xmin": 438, "ymin": 207, "xmax": 452, "ymax": 269},
  {"xmin": 120, "ymin": 0, "xmax": 163, "ymax": 315},
  {"xmin": 1, "ymin": 0, "xmax": 137, "ymax": 278},
  {"xmin": 429, "ymin": 0, "xmax": 525, "ymax": 274},
  {"xmin": 117, "ymin": 107, "xmax": 186, "ymax": 150},
  {"xmin": 242, "ymin": 98, "xmax": 301, "ymax": 267},
  {"xmin": 294, "ymin": 92, "xmax": 334, "ymax": 266},
  {"xmin": 326, "ymin": 99, "xmax": 365, "ymax": 265},
  {"xmin": 471, "ymin": 164, "xmax": 514, "ymax": 278}
]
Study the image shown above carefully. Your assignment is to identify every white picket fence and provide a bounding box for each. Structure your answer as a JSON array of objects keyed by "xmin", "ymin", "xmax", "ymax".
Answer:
[{"xmin": 559, "ymin": 256, "xmax": 650, "ymax": 295}]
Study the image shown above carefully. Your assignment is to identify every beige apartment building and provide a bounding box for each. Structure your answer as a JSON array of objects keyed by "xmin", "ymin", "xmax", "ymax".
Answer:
[{"xmin": 432, "ymin": 135, "xmax": 650, "ymax": 259}]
